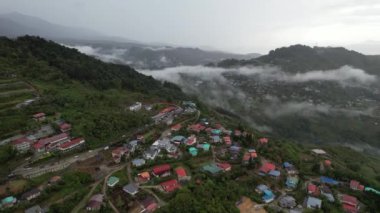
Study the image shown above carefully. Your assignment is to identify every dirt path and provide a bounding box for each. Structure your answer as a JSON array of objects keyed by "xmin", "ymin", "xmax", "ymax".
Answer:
[
  {"xmin": 71, "ymin": 180, "xmax": 102, "ymax": 213},
  {"xmin": 141, "ymin": 188, "xmax": 167, "ymax": 207},
  {"xmin": 101, "ymin": 164, "xmax": 126, "ymax": 213},
  {"xmin": 71, "ymin": 164, "xmax": 125, "ymax": 213}
]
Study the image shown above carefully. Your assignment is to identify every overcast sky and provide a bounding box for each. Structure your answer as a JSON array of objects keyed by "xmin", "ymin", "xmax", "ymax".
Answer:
[{"xmin": 1, "ymin": 0, "xmax": 380, "ymax": 54}]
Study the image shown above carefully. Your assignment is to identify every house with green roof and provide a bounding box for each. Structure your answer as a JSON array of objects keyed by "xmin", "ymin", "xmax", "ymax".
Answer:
[
  {"xmin": 1, "ymin": 196, "xmax": 17, "ymax": 208},
  {"xmin": 197, "ymin": 143, "xmax": 210, "ymax": 152},
  {"xmin": 189, "ymin": 147, "xmax": 198, "ymax": 156},
  {"xmin": 202, "ymin": 163, "xmax": 222, "ymax": 175},
  {"xmin": 107, "ymin": 176, "xmax": 120, "ymax": 187}
]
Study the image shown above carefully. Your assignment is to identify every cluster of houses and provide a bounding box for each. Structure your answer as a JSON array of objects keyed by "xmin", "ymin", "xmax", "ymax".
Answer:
[
  {"xmin": 1, "ymin": 175, "xmax": 62, "ymax": 211},
  {"xmin": 2, "ymin": 100, "xmax": 376, "ymax": 212},
  {"xmin": 304, "ymin": 176, "xmax": 366, "ymax": 212},
  {"xmin": 96, "ymin": 164, "xmax": 191, "ymax": 212},
  {"xmin": 132, "ymin": 164, "xmax": 190, "ymax": 193},
  {"xmin": 5, "ymin": 113, "xmax": 85, "ymax": 155}
]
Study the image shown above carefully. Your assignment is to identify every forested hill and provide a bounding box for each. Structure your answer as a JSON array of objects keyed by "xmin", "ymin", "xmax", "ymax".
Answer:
[
  {"xmin": 0, "ymin": 36, "xmax": 186, "ymax": 147},
  {"xmin": 0, "ymin": 36, "xmax": 183, "ymax": 98},
  {"xmin": 214, "ymin": 44, "xmax": 380, "ymax": 75}
]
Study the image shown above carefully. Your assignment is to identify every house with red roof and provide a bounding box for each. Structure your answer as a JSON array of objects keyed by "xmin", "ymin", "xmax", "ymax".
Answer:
[
  {"xmin": 175, "ymin": 167, "xmax": 190, "ymax": 181},
  {"xmin": 217, "ymin": 163, "xmax": 232, "ymax": 172},
  {"xmin": 33, "ymin": 112, "xmax": 46, "ymax": 122},
  {"xmin": 152, "ymin": 164, "xmax": 171, "ymax": 177},
  {"xmin": 138, "ymin": 172, "xmax": 151, "ymax": 183},
  {"xmin": 186, "ymin": 135, "xmax": 197, "ymax": 146},
  {"xmin": 160, "ymin": 106, "xmax": 176, "ymax": 114},
  {"xmin": 171, "ymin": 124, "xmax": 182, "ymax": 132},
  {"xmin": 58, "ymin": 137, "xmax": 85, "ymax": 152},
  {"xmin": 307, "ymin": 183, "xmax": 319, "ymax": 196},
  {"xmin": 242, "ymin": 149, "xmax": 258, "ymax": 164},
  {"xmin": 33, "ymin": 141, "xmax": 47, "ymax": 153},
  {"xmin": 258, "ymin": 138, "xmax": 269, "ymax": 145},
  {"xmin": 34, "ymin": 133, "xmax": 70, "ymax": 153},
  {"xmin": 349, "ymin": 180, "xmax": 364, "ymax": 191},
  {"xmin": 160, "ymin": 179, "xmax": 180, "ymax": 192},
  {"xmin": 11, "ymin": 137, "xmax": 32, "ymax": 153},
  {"xmin": 188, "ymin": 123, "xmax": 206, "ymax": 133},
  {"xmin": 259, "ymin": 162, "xmax": 276, "ymax": 175},
  {"xmin": 112, "ymin": 146, "xmax": 129, "ymax": 163},
  {"xmin": 175, "ymin": 167, "xmax": 186, "ymax": 178},
  {"xmin": 341, "ymin": 194, "xmax": 359, "ymax": 213},
  {"xmin": 223, "ymin": 136, "xmax": 232, "ymax": 146},
  {"xmin": 250, "ymin": 152, "xmax": 258, "ymax": 159},
  {"xmin": 59, "ymin": 123, "xmax": 71, "ymax": 133},
  {"xmin": 324, "ymin": 160, "xmax": 332, "ymax": 167}
]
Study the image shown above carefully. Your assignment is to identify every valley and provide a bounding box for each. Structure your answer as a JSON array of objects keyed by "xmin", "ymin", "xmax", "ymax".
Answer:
[{"xmin": 140, "ymin": 47, "xmax": 380, "ymax": 152}]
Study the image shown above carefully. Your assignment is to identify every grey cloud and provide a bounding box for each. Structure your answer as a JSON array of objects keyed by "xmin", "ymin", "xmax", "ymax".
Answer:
[
  {"xmin": 139, "ymin": 65, "xmax": 377, "ymax": 86},
  {"xmin": 65, "ymin": 45, "xmax": 128, "ymax": 64}
]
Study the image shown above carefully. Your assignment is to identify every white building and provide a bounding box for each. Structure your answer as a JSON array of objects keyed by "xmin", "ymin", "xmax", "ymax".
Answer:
[
  {"xmin": 143, "ymin": 147, "xmax": 160, "ymax": 160},
  {"xmin": 129, "ymin": 102, "xmax": 142, "ymax": 112}
]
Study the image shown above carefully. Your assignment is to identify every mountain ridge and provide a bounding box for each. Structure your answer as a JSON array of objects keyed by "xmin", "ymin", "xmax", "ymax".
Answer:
[
  {"xmin": 213, "ymin": 44, "xmax": 380, "ymax": 76},
  {"xmin": 0, "ymin": 12, "xmax": 261, "ymax": 69}
]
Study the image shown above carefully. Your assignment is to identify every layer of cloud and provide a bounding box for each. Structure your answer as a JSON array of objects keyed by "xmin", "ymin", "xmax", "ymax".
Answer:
[
  {"xmin": 263, "ymin": 96, "xmax": 377, "ymax": 118},
  {"xmin": 139, "ymin": 65, "xmax": 377, "ymax": 86},
  {"xmin": 65, "ymin": 44, "xmax": 129, "ymax": 64},
  {"xmin": 139, "ymin": 65, "xmax": 377, "ymax": 120}
]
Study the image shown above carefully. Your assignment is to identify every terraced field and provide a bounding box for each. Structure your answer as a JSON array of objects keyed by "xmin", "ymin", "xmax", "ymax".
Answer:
[
  {"xmin": 0, "ymin": 78, "xmax": 38, "ymax": 111},
  {"xmin": 0, "ymin": 78, "xmax": 40, "ymax": 139}
]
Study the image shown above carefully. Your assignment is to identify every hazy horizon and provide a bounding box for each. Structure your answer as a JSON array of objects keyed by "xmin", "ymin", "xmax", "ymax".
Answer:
[{"xmin": 1, "ymin": 0, "xmax": 380, "ymax": 54}]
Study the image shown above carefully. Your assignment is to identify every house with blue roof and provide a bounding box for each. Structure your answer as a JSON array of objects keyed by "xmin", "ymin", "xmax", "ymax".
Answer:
[
  {"xmin": 262, "ymin": 189, "xmax": 275, "ymax": 203},
  {"xmin": 268, "ymin": 170, "xmax": 281, "ymax": 178},
  {"xmin": 283, "ymin": 162, "xmax": 293, "ymax": 168},
  {"xmin": 132, "ymin": 158, "xmax": 146, "ymax": 167},
  {"xmin": 320, "ymin": 176, "xmax": 339, "ymax": 185}
]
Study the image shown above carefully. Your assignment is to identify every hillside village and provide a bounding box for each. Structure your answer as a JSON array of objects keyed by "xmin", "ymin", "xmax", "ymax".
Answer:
[{"xmin": 0, "ymin": 99, "xmax": 378, "ymax": 213}]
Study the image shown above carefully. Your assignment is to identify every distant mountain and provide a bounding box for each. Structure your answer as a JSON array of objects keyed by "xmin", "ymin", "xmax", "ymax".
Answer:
[
  {"xmin": 63, "ymin": 40, "xmax": 261, "ymax": 69},
  {"xmin": 0, "ymin": 12, "xmax": 111, "ymax": 41},
  {"xmin": 214, "ymin": 44, "xmax": 380, "ymax": 76},
  {"xmin": 0, "ymin": 12, "xmax": 260, "ymax": 69}
]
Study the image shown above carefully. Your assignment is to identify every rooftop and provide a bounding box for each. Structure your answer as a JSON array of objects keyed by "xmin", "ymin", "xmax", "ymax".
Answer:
[
  {"xmin": 202, "ymin": 163, "xmax": 222, "ymax": 174},
  {"xmin": 107, "ymin": 176, "xmax": 120, "ymax": 186}
]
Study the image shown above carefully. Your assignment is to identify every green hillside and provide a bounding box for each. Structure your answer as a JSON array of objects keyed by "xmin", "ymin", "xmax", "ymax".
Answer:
[{"xmin": 0, "ymin": 36, "xmax": 185, "ymax": 147}]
